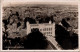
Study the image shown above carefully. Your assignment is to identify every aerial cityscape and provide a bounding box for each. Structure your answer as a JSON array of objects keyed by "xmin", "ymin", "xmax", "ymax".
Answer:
[{"xmin": 2, "ymin": 3, "xmax": 78, "ymax": 50}]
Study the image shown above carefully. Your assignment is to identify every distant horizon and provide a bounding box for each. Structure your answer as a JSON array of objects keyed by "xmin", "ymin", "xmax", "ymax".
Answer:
[{"xmin": 1, "ymin": 2, "xmax": 78, "ymax": 7}]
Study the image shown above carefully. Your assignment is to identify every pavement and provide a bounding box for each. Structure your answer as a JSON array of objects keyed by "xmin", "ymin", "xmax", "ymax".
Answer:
[{"xmin": 46, "ymin": 35, "xmax": 62, "ymax": 50}]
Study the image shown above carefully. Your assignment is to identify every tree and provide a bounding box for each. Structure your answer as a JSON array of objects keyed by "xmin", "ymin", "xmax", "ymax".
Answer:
[
  {"xmin": 55, "ymin": 24, "xmax": 78, "ymax": 49},
  {"xmin": 23, "ymin": 17, "xmax": 36, "ymax": 29},
  {"xmin": 61, "ymin": 19, "xmax": 71, "ymax": 29},
  {"xmin": 23, "ymin": 28, "xmax": 48, "ymax": 49}
]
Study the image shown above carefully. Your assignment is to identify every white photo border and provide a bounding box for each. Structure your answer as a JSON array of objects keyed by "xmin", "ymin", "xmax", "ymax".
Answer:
[{"xmin": 0, "ymin": 0, "xmax": 80, "ymax": 52}]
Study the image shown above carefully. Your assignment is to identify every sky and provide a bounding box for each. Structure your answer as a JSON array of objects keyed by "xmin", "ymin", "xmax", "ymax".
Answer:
[{"xmin": 1, "ymin": 0, "xmax": 78, "ymax": 7}]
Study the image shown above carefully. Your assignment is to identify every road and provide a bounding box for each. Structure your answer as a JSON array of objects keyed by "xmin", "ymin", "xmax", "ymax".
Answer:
[{"xmin": 46, "ymin": 35, "xmax": 62, "ymax": 50}]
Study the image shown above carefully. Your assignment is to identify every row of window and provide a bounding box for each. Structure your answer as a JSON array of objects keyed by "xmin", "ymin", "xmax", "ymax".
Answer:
[
  {"xmin": 39, "ymin": 28, "xmax": 52, "ymax": 31},
  {"xmin": 44, "ymin": 32, "xmax": 52, "ymax": 35}
]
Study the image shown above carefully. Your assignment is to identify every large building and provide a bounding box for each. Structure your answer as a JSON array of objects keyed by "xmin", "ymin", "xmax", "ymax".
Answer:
[{"xmin": 26, "ymin": 20, "xmax": 55, "ymax": 37}]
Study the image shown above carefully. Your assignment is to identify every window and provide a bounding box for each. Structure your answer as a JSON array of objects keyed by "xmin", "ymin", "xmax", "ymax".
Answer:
[
  {"xmin": 49, "ymin": 32, "xmax": 51, "ymax": 34},
  {"xmin": 47, "ymin": 28, "xmax": 48, "ymax": 31},
  {"xmin": 51, "ymin": 28, "xmax": 52, "ymax": 30},
  {"xmin": 43, "ymin": 29, "xmax": 44, "ymax": 31},
  {"xmin": 51, "ymin": 32, "xmax": 52, "ymax": 34},
  {"xmin": 40, "ymin": 29, "xmax": 42, "ymax": 31},
  {"xmin": 47, "ymin": 32, "xmax": 49, "ymax": 34},
  {"xmin": 49, "ymin": 28, "xmax": 50, "ymax": 31},
  {"xmin": 45, "ymin": 28, "xmax": 46, "ymax": 31},
  {"xmin": 44, "ymin": 28, "xmax": 46, "ymax": 31}
]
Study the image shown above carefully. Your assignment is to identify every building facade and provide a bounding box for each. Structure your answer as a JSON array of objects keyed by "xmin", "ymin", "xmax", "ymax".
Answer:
[{"xmin": 26, "ymin": 20, "xmax": 55, "ymax": 37}]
